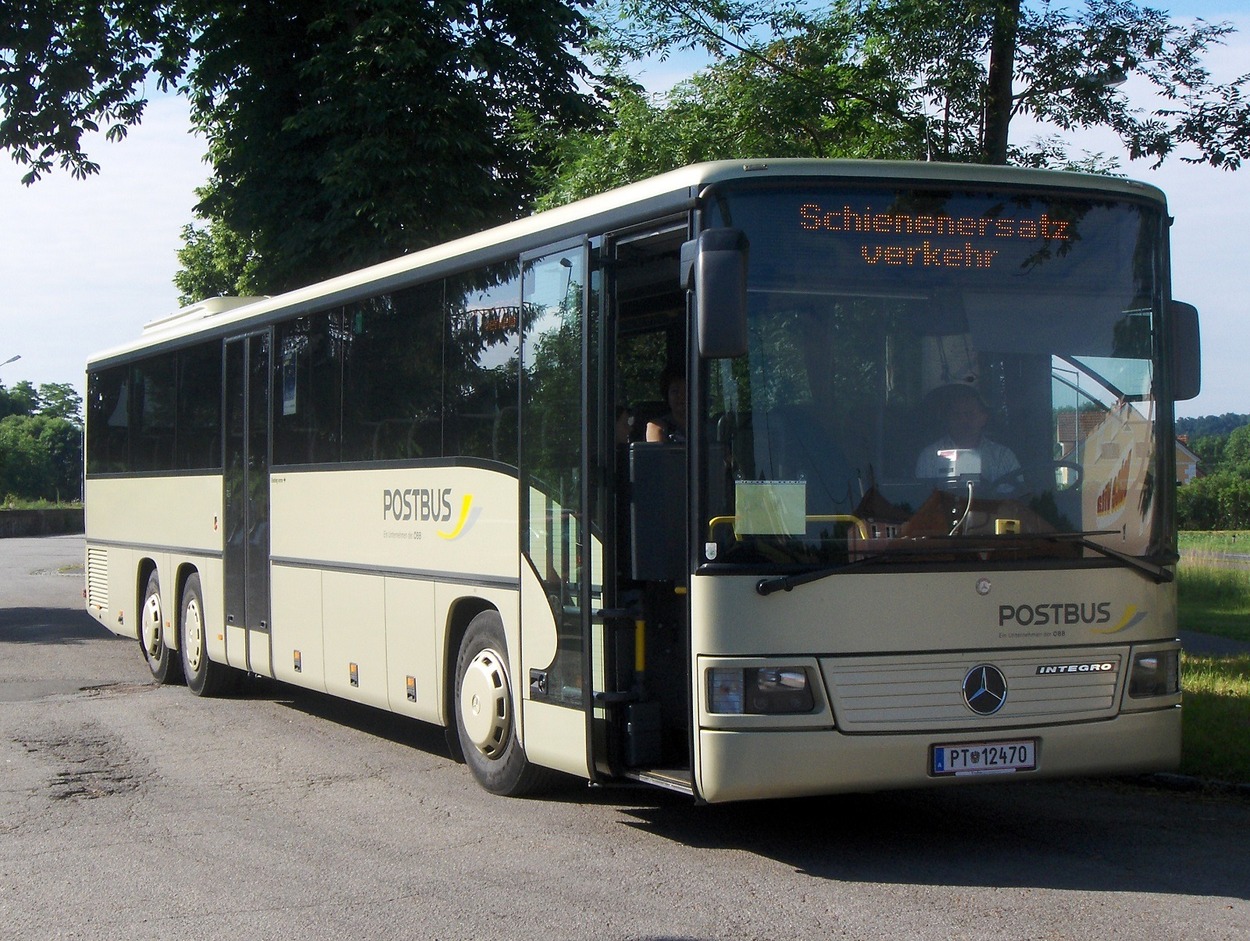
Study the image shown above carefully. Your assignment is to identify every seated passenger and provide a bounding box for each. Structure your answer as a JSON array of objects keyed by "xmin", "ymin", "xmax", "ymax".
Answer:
[{"xmin": 645, "ymin": 365, "xmax": 687, "ymax": 444}]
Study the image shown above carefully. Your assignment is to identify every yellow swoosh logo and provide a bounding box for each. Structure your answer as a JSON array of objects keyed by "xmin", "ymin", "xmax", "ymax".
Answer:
[
  {"xmin": 1093, "ymin": 604, "xmax": 1146, "ymax": 635},
  {"xmin": 437, "ymin": 494, "xmax": 475, "ymax": 540}
]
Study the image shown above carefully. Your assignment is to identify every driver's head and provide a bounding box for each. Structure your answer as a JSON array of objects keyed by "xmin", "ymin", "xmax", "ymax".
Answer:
[{"xmin": 939, "ymin": 384, "xmax": 989, "ymax": 448}]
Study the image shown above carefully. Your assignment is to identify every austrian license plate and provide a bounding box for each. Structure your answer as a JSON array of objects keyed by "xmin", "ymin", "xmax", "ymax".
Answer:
[{"xmin": 931, "ymin": 740, "xmax": 1037, "ymax": 776}]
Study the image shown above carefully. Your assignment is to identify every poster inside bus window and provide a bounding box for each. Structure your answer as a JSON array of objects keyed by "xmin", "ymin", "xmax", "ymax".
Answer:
[{"xmin": 735, "ymin": 481, "xmax": 806, "ymax": 535}]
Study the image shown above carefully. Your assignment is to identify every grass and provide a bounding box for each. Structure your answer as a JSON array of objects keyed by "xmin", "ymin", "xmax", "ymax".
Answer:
[
  {"xmin": 1180, "ymin": 653, "xmax": 1250, "ymax": 785},
  {"xmin": 1179, "ymin": 530, "xmax": 1250, "ymax": 555},
  {"xmin": 0, "ymin": 498, "xmax": 83, "ymax": 510},
  {"xmin": 1177, "ymin": 531, "xmax": 1250, "ymax": 644},
  {"xmin": 1175, "ymin": 533, "xmax": 1250, "ymax": 785},
  {"xmin": 1177, "ymin": 566, "xmax": 1250, "ymax": 642}
]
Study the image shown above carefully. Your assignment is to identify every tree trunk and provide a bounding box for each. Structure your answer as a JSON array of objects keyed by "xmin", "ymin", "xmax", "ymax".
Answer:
[{"xmin": 982, "ymin": 0, "xmax": 1021, "ymax": 164}]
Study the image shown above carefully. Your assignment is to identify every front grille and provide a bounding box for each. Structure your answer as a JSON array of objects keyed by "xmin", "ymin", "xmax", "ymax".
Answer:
[{"xmin": 821, "ymin": 648, "xmax": 1124, "ymax": 732}]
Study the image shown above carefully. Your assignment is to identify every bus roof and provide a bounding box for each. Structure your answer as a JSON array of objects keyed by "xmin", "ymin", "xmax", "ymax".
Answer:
[{"xmin": 87, "ymin": 159, "xmax": 1168, "ymax": 369}]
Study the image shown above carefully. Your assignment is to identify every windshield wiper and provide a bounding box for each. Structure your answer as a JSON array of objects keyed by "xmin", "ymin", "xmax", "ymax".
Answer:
[
  {"xmin": 755, "ymin": 553, "xmax": 896, "ymax": 596},
  {"xmin": 755, "ymin": 532, "xmax": 1176, "ymax": 596},
  {"xmin": 1041, "ymin": 531, "xmax": 1177, "ymax": 583}
]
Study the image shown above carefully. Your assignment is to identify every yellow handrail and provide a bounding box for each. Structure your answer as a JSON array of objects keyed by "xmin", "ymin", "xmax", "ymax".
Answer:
[{"xmin": 707, "ymin": 513, "xmax": 869, "ymax": 541}]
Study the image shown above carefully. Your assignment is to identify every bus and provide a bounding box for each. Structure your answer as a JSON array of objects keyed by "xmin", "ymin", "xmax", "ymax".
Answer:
[{"xmin": 85, "ymin": 160, "xmax": 1200, "ymax": 802}]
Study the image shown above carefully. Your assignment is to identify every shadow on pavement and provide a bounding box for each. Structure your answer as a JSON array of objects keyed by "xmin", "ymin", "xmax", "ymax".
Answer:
[
  {"xmin": 0, "ymin": 606, "xmax": 113, "ymax": 645},
  {"xmin": 620, "ymin": 778, "xmax": 1250, "ymax": 900}
]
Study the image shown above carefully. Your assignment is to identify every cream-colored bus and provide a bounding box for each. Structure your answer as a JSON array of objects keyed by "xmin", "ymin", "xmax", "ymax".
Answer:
[{"xmin": 85, "ymin": 160, "xmax": 1199, "ymax": 802}]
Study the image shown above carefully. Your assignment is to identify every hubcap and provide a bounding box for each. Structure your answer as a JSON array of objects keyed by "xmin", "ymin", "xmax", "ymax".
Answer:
[
  {"xmin": 142, "ymin": 591, "xmax": 163, "ymax": 659},
  {"xmin": 459, "ymin": 647, "xmax": 511, "ymax": 759},
  {"xmin": 184, "ymin": 599, "xmax": 204, "ymax": 672}
]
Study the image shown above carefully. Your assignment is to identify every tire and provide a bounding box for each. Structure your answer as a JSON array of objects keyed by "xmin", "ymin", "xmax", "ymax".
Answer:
[
  {"xmin": 139, "ymin": 570, "xmax": 183, "ymax": 685},
  {"xmin": 180, "ymin": 573, "xmax": 237, "ymax": 697},
  {"xmin": 454, "ymin": 610, "xmax": 552, "ymax": 796}
]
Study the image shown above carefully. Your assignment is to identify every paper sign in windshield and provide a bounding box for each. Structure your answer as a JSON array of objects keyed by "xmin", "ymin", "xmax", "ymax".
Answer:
[{"xmin": 735, "ymin": 481, "xmax": 807, "ymax": 535}]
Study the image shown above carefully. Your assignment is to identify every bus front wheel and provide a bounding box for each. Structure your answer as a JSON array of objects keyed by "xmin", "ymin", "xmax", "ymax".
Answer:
[
  {"xmin": 453, "ymin": 610, "xmax": 551, "ymax": 796},
  {"xmin": 180, "ymin": 573, "xmax": 236, "ymax": 697},
  {"xmin": 140, "ymin": 570, "xmax": 182, "ymax": 685}
]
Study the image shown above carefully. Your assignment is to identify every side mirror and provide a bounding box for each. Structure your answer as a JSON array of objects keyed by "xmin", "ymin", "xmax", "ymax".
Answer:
[
  {"xmin": 681, "ymin": 228, "xmax": 749, "ymax": 359},
  {"xmin": 1054, "ymin": 461, "xmax": 1081, "ymax": 492},
  {"xmin": 1170, "ymin": 301, "xmax": 1201, "ymax": 402}
]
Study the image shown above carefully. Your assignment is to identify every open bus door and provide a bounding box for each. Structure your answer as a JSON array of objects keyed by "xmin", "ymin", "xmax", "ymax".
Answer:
[
  {"xmin": 516, "ymin": 239, "xmax": 597, "ymax": 781},
  {"xmin": 518, "ymin": 224, "xmax": 695, "ymax": 794},
  {"xmin": 593, "ymin": 223, "xmax": 696, "ymax": 794}
]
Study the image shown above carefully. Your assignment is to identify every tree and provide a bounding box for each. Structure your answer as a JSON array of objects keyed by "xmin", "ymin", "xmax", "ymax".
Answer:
[
  {"xmin": 173, "ymin": 216, "xmax": 263, "ymax": 303},
  {"xmin": 1221, "ymin": 424, "xmax": 1250, "ymax": 474},
  {"xmin": 179, "ymin": 1, "xmax": 600, "ymax": 295},
  {"xmin": 0, "ymin": 381, "xmax": 83, "ymax": 503},
  {"xmin": 0, "ymin": 413, "xmax": 82, "ymax": 503},
  {"xmin": 534, "ymin": 30, "xmax": 918, "ymax": 206},
  {"xmin": 1176, "ymin": 420, "xmax": 1250, "ymax": 529},
  {"xmin": 4, "ymin": 1, "xmax": 601, "ymax": 298},
  {"xmin": 1189, "ymin": 434, "xmax": 1227, "ymax": 473},
  {"xmin": 1177, "ymin": 413, "xmax": 1250, "ymax": 439},
  {"xmin": 36, "ymin": 382, "xmax": 84, "ymax": 423},
  {"xmin": 0, "ymin": 380, "xmax": 39, "ymax": 418},
  {"xmin": 1, "ymin": 2, "xmax": 194, "ymax": 183},
  {"xmin": 595, "ymin": 0, "xmax": 1250, "ymax": 168},
  {"xmin": 1177, "ymin": 472, "xmax": 1250, "ymax": 530}
]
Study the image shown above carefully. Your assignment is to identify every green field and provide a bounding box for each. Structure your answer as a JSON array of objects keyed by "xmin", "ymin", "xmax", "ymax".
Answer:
[
  {"xmin": 1180, "ymin": 653, "xmax": 1250, "ymax": 784},
  {"xmin": 1178, "ymin": 531, "xmax": 1250, "ymax": 643},
  {"xmin": 1179, "ymin": 531, "xmax": 1250, "ymax": 555},
  {"xmin": 1177, "ymin": 532, "xmax": 1250, "ymax": 786}
]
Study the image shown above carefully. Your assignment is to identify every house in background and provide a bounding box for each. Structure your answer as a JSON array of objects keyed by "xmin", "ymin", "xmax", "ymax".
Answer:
[{"xmin": 1176, "ymin": 435, "xmax": 1201, "ymax": 485}]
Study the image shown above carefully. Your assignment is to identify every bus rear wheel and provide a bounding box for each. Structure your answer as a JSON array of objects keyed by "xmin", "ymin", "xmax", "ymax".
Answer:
[
  {"xmin": 140, "ymin": 570, "xmax": 182, "ymax": 685},
  {"xmin": 454, "ymin": 610, "xmax": 551, "ymax": 796},
  {"xmin": 180, "ymin": 573, "xmax": 236, "ymax": 697}
]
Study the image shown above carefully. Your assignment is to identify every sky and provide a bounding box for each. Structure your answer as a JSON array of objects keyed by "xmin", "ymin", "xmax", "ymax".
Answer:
[{"xmin": 1, "ymin": 6, "xmax": 1247, "ymax": 420}]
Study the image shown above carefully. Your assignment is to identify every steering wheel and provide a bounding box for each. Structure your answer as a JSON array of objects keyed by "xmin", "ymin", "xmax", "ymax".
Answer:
[{"xmin": 983, "ymin": 466, "xmax": 1028, "ymax": 498}]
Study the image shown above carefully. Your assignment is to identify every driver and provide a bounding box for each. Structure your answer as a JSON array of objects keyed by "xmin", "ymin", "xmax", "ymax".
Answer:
[{"xmin": 915, "ymin": 383, "xmax": 1020, "ymax": 485}]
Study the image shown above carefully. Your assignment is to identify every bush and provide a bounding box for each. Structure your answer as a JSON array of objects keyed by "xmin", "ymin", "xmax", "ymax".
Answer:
[{"xmin": 1177, "ymin": 472, "xmax": 1250, "ymax": 530}]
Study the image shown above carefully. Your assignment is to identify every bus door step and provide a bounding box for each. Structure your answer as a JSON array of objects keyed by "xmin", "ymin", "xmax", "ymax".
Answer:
[{"xmin": 623, "ymin": 767, "xmax": 694, "ymax": 795}]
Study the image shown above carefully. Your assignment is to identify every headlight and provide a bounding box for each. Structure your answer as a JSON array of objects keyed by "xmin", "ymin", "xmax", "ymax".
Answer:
[
  {"xmin": 1128, "ymin": 649, "xmax": 1180, "ymax": 698},
  {"xmin": 708, "ymin": 667, "xmax": 815, "ymax": 714}
]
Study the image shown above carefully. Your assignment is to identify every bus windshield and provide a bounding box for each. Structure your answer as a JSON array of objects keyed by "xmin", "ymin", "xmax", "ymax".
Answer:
[{"xmin": 701, "ymin": 181, "xmax": 1164, "ymax": 569}]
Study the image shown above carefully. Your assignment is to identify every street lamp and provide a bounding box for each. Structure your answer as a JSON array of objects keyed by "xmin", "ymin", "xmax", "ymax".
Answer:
[{"xmin": 0, "ymin": 354, "xmax": 20, "ymax": 370}]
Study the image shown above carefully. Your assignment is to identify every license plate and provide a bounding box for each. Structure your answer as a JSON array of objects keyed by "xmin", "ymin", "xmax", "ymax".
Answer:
[{"xmin": 932, "ymin": 740, "xmax": 1036, "ymax": 776}]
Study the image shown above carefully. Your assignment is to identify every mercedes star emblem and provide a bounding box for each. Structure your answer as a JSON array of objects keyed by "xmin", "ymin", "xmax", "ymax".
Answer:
[{"xmin": 962, "ymin": 664, "xmax": 1008, "ymax": 715}]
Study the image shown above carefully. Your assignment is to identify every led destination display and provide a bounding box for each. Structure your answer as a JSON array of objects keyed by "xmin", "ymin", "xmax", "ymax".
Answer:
[{"xmin": 798, "ymin": 201, "xmax": 1077, "ymax": 270}]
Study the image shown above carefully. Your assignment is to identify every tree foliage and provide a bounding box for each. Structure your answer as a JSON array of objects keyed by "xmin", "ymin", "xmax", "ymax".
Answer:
[
  {"xmin": 181, "ymin": 1, "xmax": 600, "ymax": 295},
  {"xmin": 1178, "ymin": 413, "xmax": 1250, "ymax": 440},
  {"xmin": 32, "ymin": 382, "xmax": 84, "ymax": 423},
  {"xmin": 173, "ymin": 216, "xmax": 264, "ymax": 302},
  {"xmin": 4, "ymin": 1, "xmax": 601, "ymax": 299},
  {"xmin": 0, "ymin": 380, "xmax": 40, "ymax": 419},
  {"xmin": 1, "ymin": 1, "xmax": 194, "ymax": 183},
  {"xmin": 0, "ymin": 381, "xmax": 83, "ymax": 503},
  {"xmin": 534, "ymin": 26, "xmax": 921, "ymax": 207},
  {"xmin": 1178, "ymin": 419, "xmax": 1250, "ymax": 529},
  {"xmin": 590, "ymin": 0, "xmax": 1250, "ymax": 168}
]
